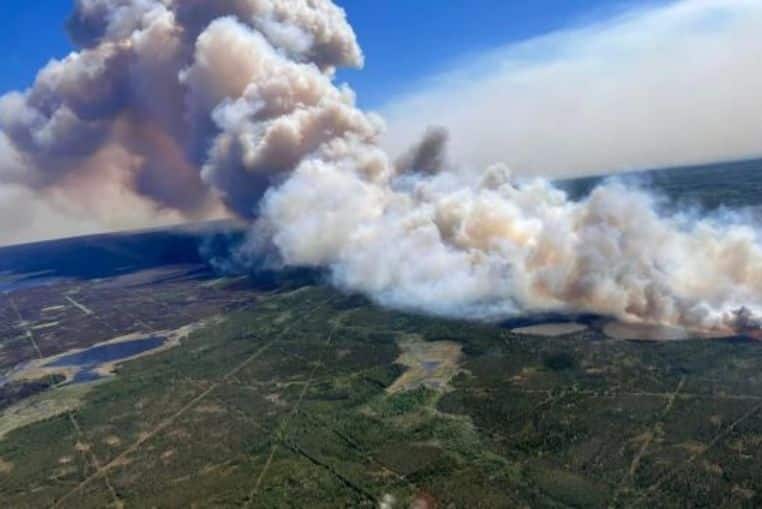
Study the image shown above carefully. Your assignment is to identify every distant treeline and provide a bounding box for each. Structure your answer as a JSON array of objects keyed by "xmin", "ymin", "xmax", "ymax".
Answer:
[{"xmin": 557, "ymin": 157, "xmax": 762, "ymax": 211}]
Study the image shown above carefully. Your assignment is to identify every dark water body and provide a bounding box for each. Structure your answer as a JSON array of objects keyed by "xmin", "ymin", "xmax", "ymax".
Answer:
[{"xmin": 47, "ymin": 337, "xmax": 165, "ymax": 369}]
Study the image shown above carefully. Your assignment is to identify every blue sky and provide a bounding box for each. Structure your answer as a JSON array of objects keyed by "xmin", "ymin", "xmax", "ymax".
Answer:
[
  {"xmin": 338, "ymin": 0, "xmax": 643, "ymax": 107},
  {"xmin": 0, "ymin": 2, "xmax": 72, "ymax": 93},
  {"xmin": 0, "ymin": 0, "xmax": 631, "ymax": 107}
]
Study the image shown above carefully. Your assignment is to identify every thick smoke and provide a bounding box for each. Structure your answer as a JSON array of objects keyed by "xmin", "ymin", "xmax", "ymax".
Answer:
[
  {"xmin": 0, "ymin": 0, "xmax": 364, "ymax": 223},
  {"xmin": 396, "ymin": 126, "xmax": 449, "ymax": 174},
  {"xmin": 2, "ymin": 0, "xmax": 762, "ymax": 335}
]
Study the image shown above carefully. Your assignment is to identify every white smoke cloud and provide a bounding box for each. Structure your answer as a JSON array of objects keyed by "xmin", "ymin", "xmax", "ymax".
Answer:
[
  {"xmin": 2, "ymin": 0, "xmax": 762, "ymax": 336},
  {"xmin": 261, "ymin": 156, "xmax": 762, "ymax": 333},
  {"xmin": 382, "ymin": 0, "xmax": 762, "ymax": 177}
]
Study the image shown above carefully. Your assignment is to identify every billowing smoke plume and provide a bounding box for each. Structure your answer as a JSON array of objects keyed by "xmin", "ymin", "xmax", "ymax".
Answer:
[
  {"xmin": 0, "ymin": 0, "xmax": 365, "ymax": 226},
  {"xmin": 2, "ymin": 0, "xmax": 762, "ymax": 335}
]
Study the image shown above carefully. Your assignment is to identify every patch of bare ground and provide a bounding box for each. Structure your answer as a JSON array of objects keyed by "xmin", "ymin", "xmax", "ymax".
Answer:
[
  {"xmin": 104, "ymin": 436, "xmax": 122, "ymax": 447},
  {"xmin": 0, "ymin": 456, "xmax": 13, "ymax": 473},
  {"xmin": 387, "ymin": 335, "xmax": 463, "ymax": 394}
]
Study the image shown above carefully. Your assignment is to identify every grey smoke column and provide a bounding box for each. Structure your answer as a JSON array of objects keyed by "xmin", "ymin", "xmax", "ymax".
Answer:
[{"xmin": 396, "ymin": 127, "xmax": 450, "ymax": 174}]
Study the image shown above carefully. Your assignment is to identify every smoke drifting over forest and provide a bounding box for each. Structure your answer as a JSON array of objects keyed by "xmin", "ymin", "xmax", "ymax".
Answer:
[{"xmin": 2, "ymin": 0, "xmax": 762, "ymax": 335}]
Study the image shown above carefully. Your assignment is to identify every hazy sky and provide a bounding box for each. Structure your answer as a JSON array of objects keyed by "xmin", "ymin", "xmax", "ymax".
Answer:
[
  {"xmin": 0, "ymin": 0, "xmax": 760, "ymax": 247},
  {"xmin": 381, "ymin": 0, "xmax": 762, "ymax": 177},
  {"xmin": 0, "ymin": 0, "xmax": 636, "ymax": 105},
  {"xmin": 2, "ymin": 0, "xmax": 756, "ymax": 178}
]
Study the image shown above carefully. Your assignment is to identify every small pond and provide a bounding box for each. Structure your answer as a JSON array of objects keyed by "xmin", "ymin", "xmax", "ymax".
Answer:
[
  {"xmin": 47, "ymin": 337, "xmax": 165, "ymax": 368},
  {"xmin": 46, "ymin": 336, "xmax": 166, "ymax": 384}
]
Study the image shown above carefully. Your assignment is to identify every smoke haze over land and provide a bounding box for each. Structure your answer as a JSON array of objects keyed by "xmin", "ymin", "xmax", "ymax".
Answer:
[{"xmin": 1, "ymin": 0, "xmax": 762, "ymax": 335}]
